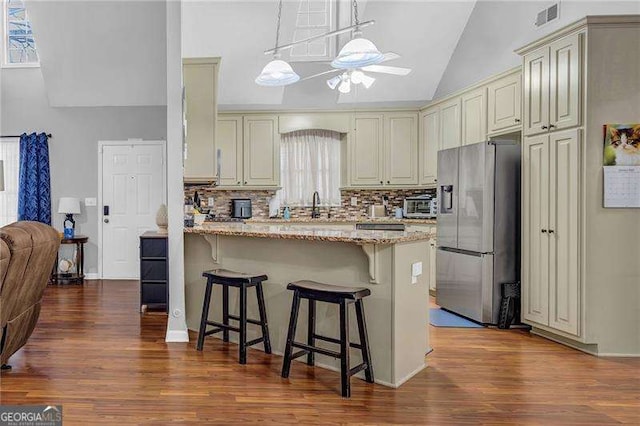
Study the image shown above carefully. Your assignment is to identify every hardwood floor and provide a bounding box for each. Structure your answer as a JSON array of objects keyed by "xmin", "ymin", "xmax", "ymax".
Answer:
[{"xmin": 1, "ymin": 281, "xmax": 638, "ymax": 425}]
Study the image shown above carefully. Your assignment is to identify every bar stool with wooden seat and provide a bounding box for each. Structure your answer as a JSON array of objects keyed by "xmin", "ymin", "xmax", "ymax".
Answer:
[
  {"xmin": 281, "ymin": 280, "xmax": 374, "ymax": 398},
  {"xmin": 196, "ymin": 269, "xmax": 272, "ymax": 364}
]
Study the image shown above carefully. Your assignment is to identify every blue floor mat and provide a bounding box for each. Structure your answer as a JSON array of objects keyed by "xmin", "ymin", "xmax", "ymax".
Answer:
[{"xmin": 429, "ymin": 308, "xmax": 484, "ymax": 328}]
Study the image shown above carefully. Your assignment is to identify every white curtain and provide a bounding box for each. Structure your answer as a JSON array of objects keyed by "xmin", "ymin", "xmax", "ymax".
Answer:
[
  {"xmin": 277, "ymin": 129, "xmax": 341, "ymax": 207},
  {"xmin": 0, "ymin": 139, "xmax": 20, "ymax": 227}
]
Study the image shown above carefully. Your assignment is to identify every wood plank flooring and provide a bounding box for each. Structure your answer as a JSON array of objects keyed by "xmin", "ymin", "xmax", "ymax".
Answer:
[{"xmin": 1, "ymin": 281, "xmax": 638, "ymax": 425}]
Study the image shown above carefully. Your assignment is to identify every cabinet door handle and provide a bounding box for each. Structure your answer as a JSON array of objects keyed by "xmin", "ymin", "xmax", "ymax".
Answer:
[
  {"xmin": 237, "ymin": 181, "xmax": 240, "ymax": 185},
  {"xmin": 541, "ymin": 229, "xmax": 547, "ymax": 233},
  {"xmin": 515, "ymin": 118, "xmax": 521, "ymax": 123},
  {"xmin": 548, "ymin": 229, "xmax": 555, "ymax": 234},
  {"xmin": 541, "ymin": 125, "xmax": 548, "ymax": 130},
  {"xmin": 244, "ymin": 181, "xmax": 247, "ymax": 185},
  {"xmin": 380, "ymin": 181, "xmax": 383, "ymax": 185},
  {"xmin": 387, "ymin": 180, "xmax": 390, "ymax": 184},
  {"xmin": 549, "ymin": 124, "xmax": 556, "ymax": 129}
]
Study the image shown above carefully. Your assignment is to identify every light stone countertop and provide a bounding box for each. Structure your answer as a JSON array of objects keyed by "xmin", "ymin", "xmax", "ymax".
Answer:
[
  {"xmin": 244, "ymin": 217, "xmax": 437, "ymax": 225},
  {"xmin": 185, "ymin": 222, "xmax": 434, "ymax": 245}
]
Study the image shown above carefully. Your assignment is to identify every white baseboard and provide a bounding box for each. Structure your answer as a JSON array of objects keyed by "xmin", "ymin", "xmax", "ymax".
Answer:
[
  {"xmin": 165, "ymin": 329, "xmax": 189, "ymax": 342},
  {"xmin": 596, "ymin": 352, "xmax": 640, "ymax": 358},
  {"xmin": 84, "ymin": 273, "xmax": 99, "ymax": 280}
]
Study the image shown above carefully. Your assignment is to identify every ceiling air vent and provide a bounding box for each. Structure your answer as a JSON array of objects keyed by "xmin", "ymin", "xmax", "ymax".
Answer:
[{"xmin": 535, "ymin": 3, "xmax": 560, "ymax": 28}]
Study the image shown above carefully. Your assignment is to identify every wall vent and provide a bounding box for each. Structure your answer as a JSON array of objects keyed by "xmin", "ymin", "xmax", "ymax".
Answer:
[{"xmin": 535, "ymin": 3, "xmax": 560, "ymax": 28}]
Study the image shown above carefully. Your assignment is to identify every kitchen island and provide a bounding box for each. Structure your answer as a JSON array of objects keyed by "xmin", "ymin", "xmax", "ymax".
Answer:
[{"xmin": 184, "ymin": 223, "xmax": 432, "ymax": 388}]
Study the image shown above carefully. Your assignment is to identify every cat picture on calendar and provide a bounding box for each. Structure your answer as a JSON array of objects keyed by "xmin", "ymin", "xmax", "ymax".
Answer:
[{"xmin": 603, "ymin": 124, "xmax": 640, "ymax": 166}]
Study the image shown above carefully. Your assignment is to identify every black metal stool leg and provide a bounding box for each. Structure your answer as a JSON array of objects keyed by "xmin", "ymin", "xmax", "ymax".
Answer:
[
  {"xmin": 307, "ymin": 299, "xmax": 316, "ymax": 366},
  {"xmin": 281, "ymin": 291, "xmax": 301, "ymax": 378},
  {"xmin": 355, "ymin": 299, "xmax": 374, "ymax": 383},
  {"xmin": 239, "ymin": 284, "xmax": 248, "ymax": 364},
  {"xmin": 196, "ymin": 279, "xmax": 214, "ymax": 351},
  {"xmin": 222, "ymin": 285, "xmax": 230, "ymax": 342},
  {"xmin": 339, "ymin": 299, "xmax": 351, "ymax": 398},
  {"xmin": 255, "ymin": 282, "xmax": 272, "ymax": 354}
]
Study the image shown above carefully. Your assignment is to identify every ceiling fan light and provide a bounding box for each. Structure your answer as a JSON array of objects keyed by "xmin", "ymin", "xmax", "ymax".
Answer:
[
  {"xmin": 338, "ymin": 79, "xmax": 351, "ymax": 94},
  {"xmin": 255, "ymin": 59, "xmax": 300, "ymax": 86},
  {"xmin": 350, "ymin": 70, "xmax": 364, "ymax": 84},
  {"xmin": 327, "ymin": 75, "xmax": 341, "ymax": 90},
  {"xmin": 331, "ymin": 37, "xmax": 384, "ymax": 69}
]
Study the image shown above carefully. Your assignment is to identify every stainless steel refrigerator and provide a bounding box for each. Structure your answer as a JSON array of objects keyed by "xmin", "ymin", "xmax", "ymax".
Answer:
[{"xmin": 436, "ymin": 140, "xmax": 520, "ymax": 324}]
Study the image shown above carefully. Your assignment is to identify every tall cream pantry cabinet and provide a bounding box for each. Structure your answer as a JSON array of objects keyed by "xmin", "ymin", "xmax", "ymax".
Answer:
[{"xmin": 517, "ymin": 16, "xmax": 640, "ymax": 356}]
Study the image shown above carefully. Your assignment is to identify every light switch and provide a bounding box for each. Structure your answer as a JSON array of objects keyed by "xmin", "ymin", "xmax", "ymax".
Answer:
[
  {"xmin": 85, "ymin": 197, "xmax": 97, "ymax": 207},
  {"xmin": 351, "ymin": 197, "xmax": 358, "ymax": 206}
]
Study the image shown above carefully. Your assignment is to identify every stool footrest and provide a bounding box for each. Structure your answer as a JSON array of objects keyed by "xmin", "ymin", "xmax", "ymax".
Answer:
[
  {"xmin": 290, "ymin": 350, "xmax": 309, "ymax": 361},
  {"xmin": 292, "ymin": 342, "xmax": 341, "ymax": 358},
  {"xmin": 313, "ymin": 333, "xmax": 362, "ymax": 350},
  {"xmin": 228, "ymin": 314, "xmax": 264, "ymax": 326},
  {"xmin": 206, "ymin": 320, "xmax": 240, "ymax": 333},
  {"xmin": 204, "ymin": 328, "xmax": 223, "ymax": 336},
  {"xmin": 349, "ymin": 363, "xmax": 368, "ymax": 377},
  {"xmin": 246, "ymin": 337, "xmax": 265, "ymax": 347}
]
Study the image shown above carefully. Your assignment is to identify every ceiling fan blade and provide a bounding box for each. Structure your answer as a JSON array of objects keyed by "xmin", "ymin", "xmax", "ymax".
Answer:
[
  {"xmin": 360, "ymin": 73, "xmax": 376, "ymax": 89},
  {"xmin": 380, "ymin": 52, "xmax": 401, "ymax": 63},
  {"xmin": 300, "ymin": 69, "xmax": 341, "ymax": 81},
  {"xmin": 361, "ymin": 65, "xmax": 412, "ymax": 76}
]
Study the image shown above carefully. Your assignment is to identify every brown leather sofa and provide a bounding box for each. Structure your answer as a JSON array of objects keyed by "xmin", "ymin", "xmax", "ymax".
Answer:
[{"xmin": 0, "ymin": 221, "xmax": 60, "ymax": 367}]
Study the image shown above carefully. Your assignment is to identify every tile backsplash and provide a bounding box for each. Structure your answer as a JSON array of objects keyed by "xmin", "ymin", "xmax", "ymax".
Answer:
[{"xmin": 184, "ymin": 185, "xmax": 435, "ymax": 219}]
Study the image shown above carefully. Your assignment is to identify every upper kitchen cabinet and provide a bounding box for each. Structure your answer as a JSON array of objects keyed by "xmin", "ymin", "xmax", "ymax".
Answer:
[
  {"xmin": 216, "ymin": 115, "xmax": 243, "ymax": 187},
  {"xmin": 384, "ymin": 112, "xmax": 418, "ymax": 185},
  {"xmin": 183, "ymin": 58, "xmax": 219, "ymax": 183},
  {"xmin": 419, "ymin": 107, "xmax": 439, "ymax": 185},
  {"xmin": 350, "ymin": 113, "xmax": 385, "ymax": 186},
  {"xmin": 439, "ymin": 97, "xmax": 461, "ymax": 150},
  {"xmin": 461, "ymin": 87, "xmax": 487, "ymax": 145},
  {"xmin": 243, "ymin": 115, "xmax": 280, "ymax": 186},
  {"xmin": 523, "ymin": 33, "xmax": 581, "ymax": 137},
  {"xmin": 487, "ymin": 71, "xmax": 522, "ymax": 135}
]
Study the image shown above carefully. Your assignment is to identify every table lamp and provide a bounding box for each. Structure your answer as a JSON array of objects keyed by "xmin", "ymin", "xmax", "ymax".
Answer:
[
  {"xmin": 58, "ymin": 197, "xmax": 81, "ymax": 238},
  {"xmin": 0, "ymin": 160, "xmax": 4, "ymax": 191}
]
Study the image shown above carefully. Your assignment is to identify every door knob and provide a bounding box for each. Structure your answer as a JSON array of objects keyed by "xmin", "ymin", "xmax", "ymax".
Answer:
[{"xmin": 104, "ymin": 218, "xmax": 110, "ymax": 223}]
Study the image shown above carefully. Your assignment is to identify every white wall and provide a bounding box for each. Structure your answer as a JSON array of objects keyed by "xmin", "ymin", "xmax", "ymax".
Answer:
[
  {"xmin": 0, "ymin": 67, "xmax": 167, "ymax": 275},
  {"xmin": 435, "ymin": 0, "xmax": 640, "ymax": 98}
]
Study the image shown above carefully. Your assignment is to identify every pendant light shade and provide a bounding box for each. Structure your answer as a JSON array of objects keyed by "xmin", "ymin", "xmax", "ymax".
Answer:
[
  {"xmin": 255, "ymin": 59, "xmax": 300, "ymax": 86},
  {"xmin": 331, "ymin": 37, "xmax": 384, "ymax": 69}
]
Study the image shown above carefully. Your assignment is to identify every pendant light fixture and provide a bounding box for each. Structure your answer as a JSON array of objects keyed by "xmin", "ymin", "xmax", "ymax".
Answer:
[
  {"xmin": 331, "ymin": 0, "xmax": 384, "ymax": 69},
  {"xmin": 255, "ymin": 0, "xmax": 300, "ymax": 86}
]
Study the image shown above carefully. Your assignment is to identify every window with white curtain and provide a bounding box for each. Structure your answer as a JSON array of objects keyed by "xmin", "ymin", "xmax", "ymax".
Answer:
[
  {"xmin": 0, "ymin": 138, "xmax": 20, "ymax": 226},
  {"xmin": 277, "ymin": 129, "xmax": 342, "ymax": 207}
]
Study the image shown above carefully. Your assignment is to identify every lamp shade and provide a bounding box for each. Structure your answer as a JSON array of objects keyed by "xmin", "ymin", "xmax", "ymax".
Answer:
[
  {"xmin": 331, "ymin": 38, "xmax": 384, "ymax": 69},
  {"xmin": 255, "ymin": 59, "xmax": 300, "ymax": 86},
  {"xmin": 0, "ymin": 160, "xmax": 4, "ymax": 192},
  {"xmin": 58, "ymin": 197, "xmax": 81, "ymax": 214}
]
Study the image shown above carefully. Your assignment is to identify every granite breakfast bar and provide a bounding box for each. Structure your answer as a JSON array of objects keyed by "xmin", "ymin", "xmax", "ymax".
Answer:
[{"xmin": 184, "ymin": 223, "xmax": 433, "ymax": 388}]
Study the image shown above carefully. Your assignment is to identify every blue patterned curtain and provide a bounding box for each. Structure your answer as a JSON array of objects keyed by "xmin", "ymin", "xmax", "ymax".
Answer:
[{"xmin": 18, "ymin": 132, "xmax": 51, "ymax": 225}]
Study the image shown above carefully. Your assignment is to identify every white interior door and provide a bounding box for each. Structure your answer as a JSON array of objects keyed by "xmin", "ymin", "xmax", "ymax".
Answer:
[{"xmin": 101, "ymin": 142, "xmax": 165, "ymax": 279}]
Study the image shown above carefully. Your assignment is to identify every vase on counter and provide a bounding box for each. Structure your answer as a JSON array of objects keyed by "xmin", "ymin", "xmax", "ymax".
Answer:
[{"xmin": 156, "ymin": 204, "xmax": 168, "ymax": 234}]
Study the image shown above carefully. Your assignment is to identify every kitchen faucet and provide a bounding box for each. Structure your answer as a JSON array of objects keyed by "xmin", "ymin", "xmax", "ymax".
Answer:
[{"xmin": 311, "ymin": 191, "xmax": 321, "ymax": 218}]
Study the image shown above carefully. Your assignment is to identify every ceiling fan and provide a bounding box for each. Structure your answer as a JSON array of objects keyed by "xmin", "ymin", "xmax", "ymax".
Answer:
[
  {"xmin": 304, "ymin": 52, "xmax": 412, "ymax": 94},
  {"xmin": 256, "ymin": 0, "xmax": 412, "ymax": 93}
]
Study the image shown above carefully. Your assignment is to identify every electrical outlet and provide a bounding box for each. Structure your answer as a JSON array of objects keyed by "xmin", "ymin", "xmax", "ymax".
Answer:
[
  {"xmin": 351, "ymin": 196, "xmax": 358, "ymax": 206},
  {"xmin": 84, "ymin": 197, "xmax": 97, "ymax": 207},
  {"xmin": 411, "ymin": 262, "xmax": 423, "ymax": 285},
  {"xmin": 208, "ymin": 197, "xmax": 215, "ymax": 207}
]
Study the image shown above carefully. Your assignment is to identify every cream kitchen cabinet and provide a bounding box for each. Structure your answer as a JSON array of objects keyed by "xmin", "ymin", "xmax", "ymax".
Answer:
[
  {"xmin": 439, "ymin": 98, "xmax": 461, "ymax": 150},
  {"xmin": 350, "ymin": 114, "xmax": 384, "ymax": 186},
  {"xmin": 216, "ymin": 116, "xmax": 243, "ymax": 186},
  {"xmin": 523, "ymin": 33, "xmax": 581, "ymax": 137},
  {"xmin": 461, "ymin": 87, "xmax": 487, "ymax": 146},
  {"xmin": 384, "ymin": 112, "xmax": 418, "ymax": 185},
  {"xmin": 183, "ymin": 58, "xmax": 219, "ymax": 183},
  {"xmin": 243, "ymin": 115, "xmax": 280, "ymax": 186},
  {"xmin": 522, "ymin": 129, "xmax": 581, "ymax": 336},
  {"xmin": 419, "ymin": 107, "xmax": 439, "ymax": 185},
  {"xmin": 487, "ymin": 71, "xmax": 522, "ymax": 135}
]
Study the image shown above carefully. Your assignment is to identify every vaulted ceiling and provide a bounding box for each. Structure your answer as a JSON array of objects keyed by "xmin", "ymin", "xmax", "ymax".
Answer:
[{"xmin": 182, "ymin": 0, "xmax": 477, "ymax": 110}]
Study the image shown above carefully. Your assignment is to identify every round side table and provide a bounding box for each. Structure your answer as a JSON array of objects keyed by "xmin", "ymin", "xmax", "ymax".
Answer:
[{"xmin": 52, "ymin": 235, "xmax": 88, "ymax": 284}]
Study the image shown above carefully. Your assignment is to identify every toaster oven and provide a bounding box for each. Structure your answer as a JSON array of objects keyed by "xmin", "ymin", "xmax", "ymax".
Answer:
[{"xmin": 403, "ymin": 195, "xmax": 437, "ymax": 219}]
